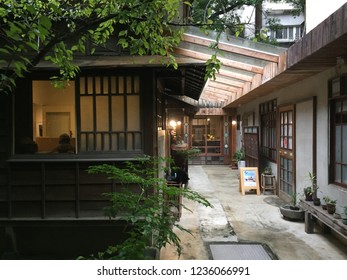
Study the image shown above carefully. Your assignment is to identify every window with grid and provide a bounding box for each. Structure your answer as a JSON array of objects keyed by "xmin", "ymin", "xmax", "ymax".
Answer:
[
  {"xmin": 329, "ymin": 75, "xmax": 347, "ymax": 187},
  {"xmin": 78, "ymin": 75, "xmax": 142, "ymax": 153},
  {"xmin": 260, "ymin": 100, "xmax": 277, "ymax": 162}
]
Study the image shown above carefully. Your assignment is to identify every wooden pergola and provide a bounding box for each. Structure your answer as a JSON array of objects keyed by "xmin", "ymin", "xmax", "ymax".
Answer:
[{"xmin": 173, "ymin": 3, "xmax": 347, "ymax": 109}]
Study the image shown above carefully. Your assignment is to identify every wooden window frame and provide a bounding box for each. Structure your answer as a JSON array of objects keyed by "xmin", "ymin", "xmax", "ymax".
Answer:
[
  {"xmin": 329, "ymin": 75, "xmax": 347, "ymax": 188},
  {"xmin": 260, "ymin": 99, "xmax": 277, "ymax": 162},
  {"xmin": 77, "ymin": 74, "xmax": 142, "ymax": 153}
]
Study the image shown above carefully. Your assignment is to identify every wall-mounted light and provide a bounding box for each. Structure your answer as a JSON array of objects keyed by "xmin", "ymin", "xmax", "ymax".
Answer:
[
  {"xmin": 169, "ymin": 120, "xmax": 177, "ymax": 128},
  {"xmin": 232, "ymin": 120, "xmax": 237, "ymax": 125}
]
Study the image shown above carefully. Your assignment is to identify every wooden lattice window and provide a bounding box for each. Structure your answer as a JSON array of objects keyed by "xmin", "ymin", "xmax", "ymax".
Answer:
[{"xmin": 260, "ymin": 99, "xmax": 277, "ymax": 162}]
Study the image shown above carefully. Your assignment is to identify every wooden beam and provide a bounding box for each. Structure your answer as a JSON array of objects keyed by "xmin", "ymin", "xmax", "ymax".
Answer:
[
  {"xmin": 201, "ymin": 89, "xmax": 233, "ymax": 101},
  {"xmin": 183, "ymin": 33, "xmax": 280, "ymax": 63},
  {"xmin": 174, "ymin": 48, "xmax": 264, "ymax": 74},
  {"xmin": 217, "ymin": 68, "xmax": 253, "ymax": 82},
  {"xmin": 210, "ymin": 78, "xmax": 244, "ymax": 88}
]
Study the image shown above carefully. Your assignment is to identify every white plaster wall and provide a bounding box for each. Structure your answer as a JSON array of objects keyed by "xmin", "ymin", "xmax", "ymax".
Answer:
[
  {"xmin": 296, "ymin": 99, "xmax": 314, "ymax": 195},
  {"xmin": 306, "ymin": 0, "xmax": 347, "ymax": 33},
  {"xmin": 236, "ymin": 65, "xmax": 347, "ymax": 213}
]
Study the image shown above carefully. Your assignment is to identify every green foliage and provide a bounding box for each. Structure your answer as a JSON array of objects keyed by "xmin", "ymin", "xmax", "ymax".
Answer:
[
  {"xmin": 191, "ymin": 0, "xmax": 264, "ymax": 34},
  {"xmin": 328, "ymin": 199, "xmax": 337, "ymax": 205},
  {"xmin": 322, "ymin": 196, "xmax": 330, "ymax": 205},
  {"xmin": 0, "ymin": 0, "xmax": 185, "ymax": 94},
  {"xmin": 174, "ymin": 148, "xmax": 201, "ymax": 160},
  {"xmin": 0, "ymin": 0, "xmax": 307, "ymax": 94},
  {"xmin": 304, "ymin": 171, "xmax": 318, "ymax": 196},
  {"xmin": 79, "ymin": 156, "xmax": 211, "ymax": 260},
  {"xmin": 233, "ymin": 148, "xmax": 245, "ymax": 162},
  {"xmin": 262, "ymin": 166, "xmax": 272, "ymax": 175},
  {"xmin": 290, "ymin": 191, "xmax": 299, "ymax": 207}
]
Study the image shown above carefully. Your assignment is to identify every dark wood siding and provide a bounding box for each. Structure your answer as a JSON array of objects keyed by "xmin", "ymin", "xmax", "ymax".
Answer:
[{"xmin": 0, "ymin": 93, "xmax": 10, "ymax": 220}]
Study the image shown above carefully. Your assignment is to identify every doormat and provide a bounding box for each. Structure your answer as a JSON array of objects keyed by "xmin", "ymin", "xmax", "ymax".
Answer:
[{"xmin": 208, "ymin": 242, "xmax": 277, "ymax": 260}]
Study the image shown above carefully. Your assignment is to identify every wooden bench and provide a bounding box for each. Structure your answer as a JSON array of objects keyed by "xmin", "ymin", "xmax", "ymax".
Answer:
[{"xmin": 299, "ymin": 199, "xmax": 347, "ymax": 240}]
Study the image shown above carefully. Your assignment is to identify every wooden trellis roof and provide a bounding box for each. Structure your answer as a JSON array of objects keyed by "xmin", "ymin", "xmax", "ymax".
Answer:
[
  {"xmin": 174, "ymin": 3, "xmax": 347, "ymax": 108},
  {"xmin": 172, "ymin": 27, "xmax": 286, "ymax": 108}
]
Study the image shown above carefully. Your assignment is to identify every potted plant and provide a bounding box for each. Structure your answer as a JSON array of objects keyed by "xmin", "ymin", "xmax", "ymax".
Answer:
[
  {"xmin": 262, "ymin": 166, "xmax": 272, "ymax": 175},
  {"xmin": 327, "ymin": 199, "xmax": 337, "ymax": 215},
  {"xmin": 304, "ymin": 186, "xmax": 314, "ymax": 201},
  {"xmin": 279, "ymin": 192, "xmax": 305, "ymax": 220},
  {"xmin": 304, "ymin": 172, "xmax": 319, "ymax": 201},
  {"xmin": 321, "ymin": 196, "xmax": 330, "ymax": 210},
  {"xmin": 233, "ymin": 149, "xmax": 245, "ymax": 168}
]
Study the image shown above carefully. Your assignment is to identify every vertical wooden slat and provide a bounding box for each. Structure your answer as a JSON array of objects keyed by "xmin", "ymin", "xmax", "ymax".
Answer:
[
  {"xmin": 41, "ymin": 162, "xmax": 46, "ymax": 219},
  {"xmin": 75, "ymin": 162, "xmax": 80, "ymax": 218},
  {"xmin": 92, "ymin": 76, "xmax": 97, "ymax": 151},
  {"xmin": 7, "ymin": 164, "xmax": 12, "ymax": 219}
]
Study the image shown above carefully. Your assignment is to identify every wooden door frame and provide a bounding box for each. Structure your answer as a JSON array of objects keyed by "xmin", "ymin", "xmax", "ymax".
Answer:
[{"xmin": 277, "ymin": 104, "xmax": 296, "ymax": 201}]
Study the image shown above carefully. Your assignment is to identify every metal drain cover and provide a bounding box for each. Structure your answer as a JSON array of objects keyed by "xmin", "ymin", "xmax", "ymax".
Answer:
[{"xmin": 209, "ymin": 242, "xmax": 276, "ymax": 260}]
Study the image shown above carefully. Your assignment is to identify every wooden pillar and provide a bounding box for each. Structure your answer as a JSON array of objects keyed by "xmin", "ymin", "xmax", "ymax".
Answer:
[{"xmin": 305, "ymin": 211, "xmax": 314, "ymax": 233}]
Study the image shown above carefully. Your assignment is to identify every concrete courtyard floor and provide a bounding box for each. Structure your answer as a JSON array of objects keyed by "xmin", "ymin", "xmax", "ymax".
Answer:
[{"xmin": 160, "ymin": 165, "xmax": 347, "ymax": 260}]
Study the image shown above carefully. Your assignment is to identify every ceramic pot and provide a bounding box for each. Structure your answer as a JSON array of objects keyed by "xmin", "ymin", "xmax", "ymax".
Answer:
[
  {"xmin": 313, "ymin": 198, "xmax": 321, "ymax": 206},
  {"xmin": 327, "ymin": 203, "xmax": 336, "ymax": 214}
]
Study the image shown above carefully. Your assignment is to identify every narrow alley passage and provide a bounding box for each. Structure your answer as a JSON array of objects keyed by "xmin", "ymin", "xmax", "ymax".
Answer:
[{"xmin": 161, "ymin": 165, "xmax": 347, "ymax": 260}]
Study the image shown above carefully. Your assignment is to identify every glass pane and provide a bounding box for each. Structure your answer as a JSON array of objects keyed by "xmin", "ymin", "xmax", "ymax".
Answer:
[
  {"xmin": 288, "ymin": 137, "xmax": 292, "ymax": 149},
  {"xmin": 207, "ymin": 147, "xmax": 220, "ymax": 153},
  {"xmin": 104, "ymin": 134, "xmax": 110, "ymax": 151},
  {"xmin": 96, "ymin": 134, "xmax": 102, "ymax": 151},
  {"xmin": 110, "ymin": 76, "xmax": 117, "ymax": 93},
  {"xmin": 103, "ymin": 77, "xmax": 109, "ymax": 94},
  {"xmin": 79, "ymin": 77, "xmax": 85, "ymax": 94},
  {"xmin": 288, "ymin": 111, "xmax": 292, "ymax": 124},
  {"xmin": 336, "ymin": 101, "xmax": 342, "ymax": 112},
  {"xmin": 134, "ymin": 76, "xmax": 140, "ymax": 94},
  {"xmin": 288, "ymin": 124, "xmax": 292, "ymax": 137},
  {"xmin": 343, "ymin": 100, "xmax": 347, "ymax": 112},
  {"xmin": 87, "ymin": 77, "xmax": 93, "ymax": 94},
  {"xmin": 95, "ymin": 77, "xmax": 101, "ymax": 94},
  {"xmin": 288, "ymin": 159, "xmax": 293, "ymax": 172},
  {"xmin": 96, "ymin": 96, "xmax": 109, "ymax": 131},
  {"xmin": 118, "ymin": 76, "xmax": 124, "ymax": 94},
  {"xmin": 80, "ymin": 134, "xmax": 87, "ymax": 151},
  {"xmin": 112, "ymin": 96, "xmax": 124, "ymax": 131},
  {"xmin": 127, "ymin": 133, "xmax": 134, "ymax": 150},
  {"xmin": 336, "ymin": 126, "xmax": 341, "ymax": 162},
  {"xmin": 288, "ymin": 172, "xmax": 293, "ymax": 184},
  {"xmin": 134, "ymin": 133, "xmax": 142, "ymax": 150},
  {"xmin": 80, "ymin": 96, "xmax": 93, "ymax": 131},
  {"xmin": 126, "ymin": 76, "xmax": 132, "ymax": 94},
  {"xmin": 81, "ymin": 133, "xmax": 94, "ymax": 151},
  {"xmin": 127, "ymin": 96, "xmax": 140, "ymax": 131},
  {"xmin": 118, "ymin": 133, "xmax": 125, "ymax": 150}
]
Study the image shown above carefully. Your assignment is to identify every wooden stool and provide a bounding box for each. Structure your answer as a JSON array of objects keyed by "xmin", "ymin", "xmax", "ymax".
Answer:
[{"xmin": 261, "ymin": 174, "xmax": 276, "ymax": 195}]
